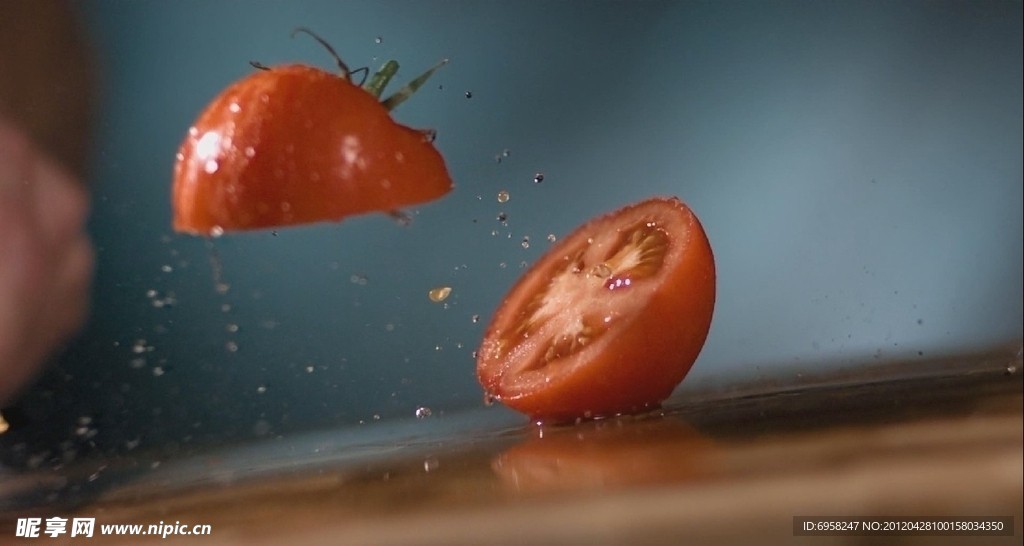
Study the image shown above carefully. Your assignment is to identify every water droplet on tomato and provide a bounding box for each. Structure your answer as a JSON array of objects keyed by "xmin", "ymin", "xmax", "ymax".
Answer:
[
  {"xmin": 209, "ymin": 226, "xmax": 225, "ymax": 238},
  {"xmin": 428, "ymin": 286, "xmax": 452, "ymax": 302},
  {"xmin": 533, "ymin": 172, "xmax": 545, "ymax": 183},
  {"xmin": 590, "ymin": 263, "xmax": 612, "ymax": 278},
  {"xmin": 204, "ymin": 159, "xmax": 219, "ymax": 174},
  {"xmin": 423, "ymin": 457, "xmax": 439, "ymax": 472},
  {"xmin": 229, "ymin": 102, "xmax": 241, "ymax": 113},
  {"xmin": 497, "ymin": 190, "xmax": 510, "ymax": 203},
  {"xmin": 414, "ymin": 406, "xmax": 432, "ymax": 419},
  {"xmin": 243, "ymin": 146, "xmax": 256, "ymax": 158}
]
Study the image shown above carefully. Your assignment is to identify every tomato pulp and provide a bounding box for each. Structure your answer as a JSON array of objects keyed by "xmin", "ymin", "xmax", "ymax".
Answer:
[
  {"xmin": 476, "ymin": 197, "xmax": 716, "ymax": 422},
  {"xmin": 173, "ymin": 64, "xmax": 453, "ymax": 235}
]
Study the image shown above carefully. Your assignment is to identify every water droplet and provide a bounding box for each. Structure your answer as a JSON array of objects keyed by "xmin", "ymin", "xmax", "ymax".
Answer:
[
  {"xmin": 161, "ymin": 264, "xmax": 173, "ymax": 273},
  {"xmin": 497, "ymin": 190, "xmax": 510, "ymax": 203},
  {"xmin": 497, "ymin": 211, "xmax": 508, "ymax": 223},
  {"xmin": 152, "ymin": 366, "xmax": 165, "ymax": 377},
  {"xmin": 502, "ymin": 148, "xmax": 511, "ymax": 157},
  {"xmin": 229, "ymin": 102, "xmax": 241, "ymax": 113},
  {"xmin": 423, "ymin": 457, "xmax": 440, "ymax": 472},
  {"xmin": 471, "ymin": 314, "xmax": 480, "ymax": 323},
  {"xmin": 226, "ymin": 323, "xmax": 239, "ymax": 333},
  {"xmin": 256, "ymin": 385, "xmax": 267, "ymax": 394},
  {"xmin": 146, "ymin": 289, "xmax": 158, "ymax": 298},
  {"xmin": 547, "ymin": 233, "xmax": 557, "ymax": 243},
  {"xmin": 1007, "ymin": 365, "xmax": 1018, "ymax": 375},
  {"xmin": 225, "ymin": 341, "xmax": 239, "ymax": 353},
  {"xmin": 132, "ymin": 339, "xmax": 148, "ymax": 354},
  {"xmin": 209, "ymin": 226, "xmax": 225, "ymax": 238},
  {"xmin": 483, "ymin": 393, "xmax": 496, "ymax": 406},
  {"xmin": 533, "ymin": 172, "xmax": 545, "ymax": 183},
  {"xmin": 464, "ymin": 91, "xmax": 473, "ymax": 99},
  {"xmin": 305, "ymin": 365, "xmax": 315, "ymax": 373},
  {"xmin": 428, "ymin": 286, "xmax": 452, "ymax": 302},
  {"xmin": 350, "ymin": 273, "xmax": 368, "ymax": 285},
  {"xmin": 271, "ymin": 230, "xmax": 278, "ymax": 236},
  {"xmin": 390, "ymin": 210, "xmax": 413, "ymax": 227},
  {"xmin": 244, "ymin": 146, "xmax": 256, "ymax": 158},
  {"xmin": 374, "ymin": 36, "xmax": 383, "ymax": 44},
  {"xmin": 221, "ymin": 303, "xmax": 232, "ymax": 313},
  {"xmin": 204, "ymin": 159, "xmax": 219, "ymax": 174},
  {"xmin": 521, "ymin": 236, "xmax": 530, "ymax": 249},
  {"xmin": 215, "ymin": 282, "xmax": 230, "ymax": 295},
  {"xmin": 415, "ymin": 406, "xmax": 432, "ymax": 419},
  {"xmin": 590, "ymin": 263, "xmax": 612, "ymax": 278},
  {"xmin": 498, "ymin": 262, "xmax": 507, "ymax": 269}
]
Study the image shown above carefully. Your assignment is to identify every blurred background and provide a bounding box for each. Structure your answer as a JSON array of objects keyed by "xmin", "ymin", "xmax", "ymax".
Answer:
[{"xmin": 2, "ymin": 0, "xmax": 1021, "ymax": 463}]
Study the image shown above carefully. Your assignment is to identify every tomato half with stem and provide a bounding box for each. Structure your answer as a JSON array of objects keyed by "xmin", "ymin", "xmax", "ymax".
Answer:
[
  {"xmin": 173, "ymin": 42, "xmax": 452, "ymax": 235},
  {"xmin": 476, "ymin": 197, "xmax": 715, "ymax": 422}
]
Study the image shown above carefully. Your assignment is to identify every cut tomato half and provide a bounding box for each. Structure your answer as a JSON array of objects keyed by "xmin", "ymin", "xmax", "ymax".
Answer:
[
  {"xmin": 476, "ymin": 197, "xmax": 715, "ymax": 422},
  {"xmin": 172, "ymin": 64, "xmax": 452, "ymax": 235}
]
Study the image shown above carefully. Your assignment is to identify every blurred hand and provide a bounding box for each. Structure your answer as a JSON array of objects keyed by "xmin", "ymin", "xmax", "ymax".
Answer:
[{"xmin": 0, "ymin": 119, "xmax": 93, "ymax": 405}]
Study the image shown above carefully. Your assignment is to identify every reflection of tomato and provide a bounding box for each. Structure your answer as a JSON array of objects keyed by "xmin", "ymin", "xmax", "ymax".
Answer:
[
  {"xmin": 476, "ymin": 197, "xmax": 715, "ymax": 422},
  {"xmin": 494, "ymin": 416, "xmax": 715, "ymax": 492},
  {"xmin": 172, "ymin": 64, "xmax": 452, "ymax": 235}
]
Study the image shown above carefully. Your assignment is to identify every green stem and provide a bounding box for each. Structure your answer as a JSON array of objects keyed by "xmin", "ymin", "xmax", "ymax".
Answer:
[
  {"xmin": 364, "ymin": 60, "xmax": 399, "ymax": 98},
  {"xmin": 380, "ymin": 58, "xmax": 449, "ymax": 111}
]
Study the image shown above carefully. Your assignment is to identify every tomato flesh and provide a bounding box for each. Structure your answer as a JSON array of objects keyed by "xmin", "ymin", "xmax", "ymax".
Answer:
[
  {"xmin": 476, "ymin": 197, "xmax": 715, "ymax": 422},
  {"xmin": 173, "ymin": 64, "xmax": 453, "ymax": 235}
]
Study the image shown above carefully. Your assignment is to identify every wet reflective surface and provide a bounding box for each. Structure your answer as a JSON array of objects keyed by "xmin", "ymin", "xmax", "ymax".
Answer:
[{"xmin": 2, "ymin": 347, "xmax": 1021, "ymax": 545}]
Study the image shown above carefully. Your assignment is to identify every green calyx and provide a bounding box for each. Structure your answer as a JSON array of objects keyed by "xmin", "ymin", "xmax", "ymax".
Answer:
[{"xmin": 365, "ymin": 58, "xmax": 449, "ymax": 111}]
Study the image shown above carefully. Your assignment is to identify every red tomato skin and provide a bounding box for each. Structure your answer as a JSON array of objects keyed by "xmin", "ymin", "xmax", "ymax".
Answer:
[
  {"xmin": 173, "ymin": 64, "xmax": 453, "ymax": 234},
  {"xmin": 476, "ymin": 197, "xmax": 716, "ymax": 422}
]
